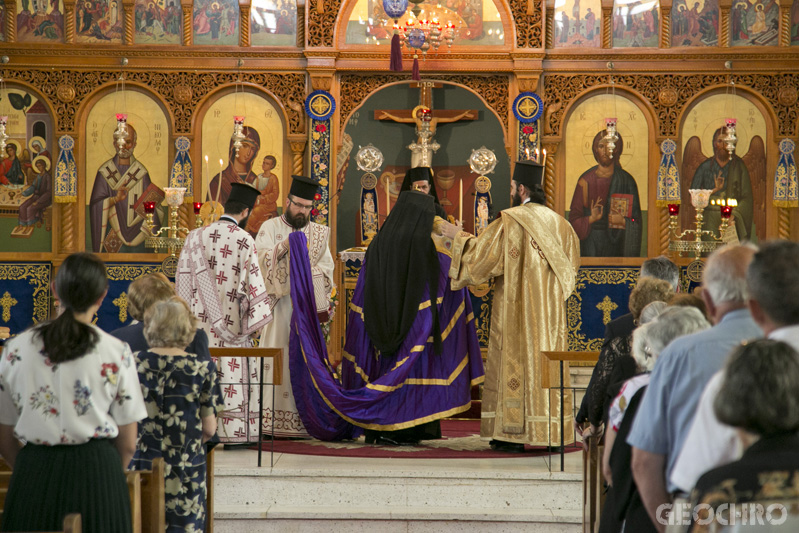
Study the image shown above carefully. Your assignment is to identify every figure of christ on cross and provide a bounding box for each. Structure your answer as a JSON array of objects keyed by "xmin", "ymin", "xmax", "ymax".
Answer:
[{"xmin": 374, "ymin": 81, "xmax": 478, "ymax": 169}]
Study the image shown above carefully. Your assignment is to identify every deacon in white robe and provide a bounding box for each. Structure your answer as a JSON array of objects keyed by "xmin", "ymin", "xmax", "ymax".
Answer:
[
  {"xmin": 176, "ymin": 183, "xmax": 272, "ymax": 443},
  {"xmin": 256, "ymin": 175, "xmax": 335, "ymax": 438}
]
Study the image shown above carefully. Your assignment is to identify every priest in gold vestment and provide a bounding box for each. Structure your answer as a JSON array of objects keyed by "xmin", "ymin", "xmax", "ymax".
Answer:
[{"xmin": 442, "ymin": 160, "xmax": 580, "ymax": 449}]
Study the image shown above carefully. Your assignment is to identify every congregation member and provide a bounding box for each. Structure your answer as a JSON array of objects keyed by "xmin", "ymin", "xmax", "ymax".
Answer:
[
  {"xmin": 577, "ymin": 255, "xmax": 679, "ymax": 434},
  {"xmin": 600, "ymin": 305, "xmax": 710, "ymax": 533},
  {"xmin": 671, "ymin": 240, "xmax": 799, "ymax": 494},
  {"xmin": 687, "ymin": 340, "xmax": 799, "ymax": 533},
  {"xmin": 441, "ymin": 160, "xmax": 580, "ymax": 451},
  {"xmin": 340, "ymin": 191, "xmax": 484, "ymax": 445},
  {"xmin": 0, "ymin": 253, "xmax": 146, "ymax": 532},
  {"xmin": 256, "ymin": 175, "xmax": 335, "ymax": 438},
  {"xmin": 176, "ymin": 182, "xmax": 273, "ymax": 444},
  {"xmin": 131, "ymin": 297, "xmax": 223, "ymax": 532},
  {"xmin": 628, "ymin": 244, "xmax": 761, "ymax": 532},
  {"xmin": 110, "ymin": 272, "xmax": 210, "ymax": 357}
]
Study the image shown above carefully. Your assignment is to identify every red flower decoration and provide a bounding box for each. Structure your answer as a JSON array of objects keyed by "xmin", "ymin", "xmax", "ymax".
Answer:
[
  {"xmin": 101, "ymin": 363, "xmax": 119, "ymax": 377},
  {"xmin": 522, "ymin": 126, "xmax": 534, "ymax": 134},
  {"xmin": 315, "ymin": 124, "xmax": 327, "ymax": 133},
  {"xmin": 314, "ymin": 193, "xmax": 322, "ymax": 201},
  {"xmin": 311, "ymin": 208, "xmax": 319, "ymax": 216}
]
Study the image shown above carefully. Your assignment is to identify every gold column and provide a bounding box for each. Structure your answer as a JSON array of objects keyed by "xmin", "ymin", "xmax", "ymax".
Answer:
[
  {"xmin": 59, "ymin": 203, "xmax": 78, "ymax": 254},
  {"xmin": 289, "ymin": 138, "xmax": 307, "ymax": 176},
  {"xmin": 181, "ymin": 0, "xmax": 193, "ymax": 45},
  {"xmin": 123, "ymin": 0, "xmax": 135, "ymax": 44},
  {"xmin": 542, "ymin": 142, "xmax": 558, "ymax": 211},
  {"xmin": 545, "ymin": 0, "xmax": 554, "ymax": 49},
  {"xmin": 779, "ymin": 0, "xmax": 793, "ymax": 46},
  {"xmin": 601, "ymin": 0, "xmax": 614, "ymax": 48},
  {"xmin": 779, "ymin": 207, "xmax": 791, "ymax": 240},
  {"xmin": 64, "ymin": 0, "xmax": 76, "ymax": 42},
  {"xmin": 296, "ymin": 2, "xmax": 305, "ymax": 47},
  {"xmin": 239, "ymin": 0, "xmax": 251, "ymax": 47},
  {"xmin": 659, "ymin": 206, "xmax": 671, "ymax": 255},
  {"xmin": 719, "ymin": 0, "xmax": 731, "ymax": 46},
  {"xmin": 660, "ymin": 0, "xmax": 672, "ymax": 48},
  {"xmin": 4, "ymin": 0, "xmax": 16, "ymax": 42}
]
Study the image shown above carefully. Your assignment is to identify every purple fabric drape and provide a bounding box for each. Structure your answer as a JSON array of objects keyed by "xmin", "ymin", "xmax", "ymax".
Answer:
[{"xmin": 288, "ymin": 232, "xmax": 485, "ymax": 441}]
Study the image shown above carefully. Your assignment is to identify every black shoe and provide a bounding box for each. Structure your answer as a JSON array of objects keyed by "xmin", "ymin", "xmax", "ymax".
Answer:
[
  {"xmin": 375, "ymin": 435, "xmax": 419, "ymax": 447},
  {"xmin": 489, "ymin": 440, "xmax": 525, "ymax": 453},
  {"xmin": 223, "ymin": 442, "xmax": 254, "ymax": 450}
]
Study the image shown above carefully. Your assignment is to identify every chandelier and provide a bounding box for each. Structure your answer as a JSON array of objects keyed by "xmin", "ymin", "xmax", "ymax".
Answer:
[{"xmin": 384, "ymin": 0, "xmax": 456, "ymax": 78}]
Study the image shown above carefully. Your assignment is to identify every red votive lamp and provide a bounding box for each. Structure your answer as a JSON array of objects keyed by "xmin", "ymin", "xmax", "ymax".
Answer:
[
  {"xmin": 667, "ymin": 204, "xmax": 680, "ymax": 216},
  {"xmin": 143, "ymin": 202, "xmax": 156, "ymax": 214},
  {"xmin": 720, "ymin": 205, "xmax": 733, "ymax": 219},
  {"xmin": 193, "ymin": 202, "xmax": 202, "ymax": 214}
]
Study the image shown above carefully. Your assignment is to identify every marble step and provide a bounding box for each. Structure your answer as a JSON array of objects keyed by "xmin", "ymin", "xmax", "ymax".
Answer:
[
  {"xmin": 214, "ymin": 505, "xmax": 582, "ymax": 532},
  {"xmin": 214, "ymin": 466, "xmax": 582, "ymax": 512}
]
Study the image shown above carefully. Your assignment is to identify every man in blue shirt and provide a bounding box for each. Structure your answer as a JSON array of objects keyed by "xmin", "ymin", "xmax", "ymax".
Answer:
[{"xmin": 627, "ymin": 245, "xmax": 762, "ymax": 531}]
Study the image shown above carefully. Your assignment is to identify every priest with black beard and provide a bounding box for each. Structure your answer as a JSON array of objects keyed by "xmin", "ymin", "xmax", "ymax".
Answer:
[{"xmin": 255, "ymin": 175, "xmax": 336, "ymax": 438}]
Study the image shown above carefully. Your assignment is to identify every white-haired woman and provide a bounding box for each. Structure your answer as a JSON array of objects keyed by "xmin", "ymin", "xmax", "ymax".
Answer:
[
  {"xmin": 600, "ymin": 306, "xmax": 710, "ymax": 533},
  {"xmin": 131, "ymin": 296, "xmax": 223, "ymax": 532}
]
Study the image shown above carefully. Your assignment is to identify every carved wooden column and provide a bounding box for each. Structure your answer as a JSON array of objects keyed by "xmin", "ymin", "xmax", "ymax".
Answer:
[
  {"xmin": 63, "ymin": 0, "xmax": 76, "ymax": 42},
  {"xmin": 181, "ymin": 0, "xmax": 193, "ymax": 45},
  {"xmin": 4, "ymin": 0, "xmax": 16, "ymax": 42},
  {"xmin": 779, "ymin": 208, "xmax": 791, "ymax": 239},
  {"xmin": 289, "ymin": 137, "xmax": 307, "ymax": 176},
  {"xmin": 719, "ymin": 0, "xmax": 731, "ymax": 46},
  {"xmin": 541, "ymin": 142, "xmax": 558, "ymax": 211},
  {"xmin": 239, "ymin": 0, "xmax": 251, "ymax": 47},
  {"xmin": 545, "ymin": 0, "xmax": 554, "ymax": 49},
  {"xmin": 296, "ymin": 0, "xmax": 305, "ymax": 47},
  {"xmin": 779, "ymin": 0, "xmax": 793, "ymax": 46},
  {"xmin": 601, "ymin": 0, "xmax": 614, "ymax": 48},
  {"xmin": 123, "ymin": 0, "xmax": 135, "ymax": 44},
  {"xmin": 660, "ymin": 0, "xmax": 672, "ymax": 48},
  {"xmin": 59, "ymin": 203, "xmax": 78, "ymax": 254}
]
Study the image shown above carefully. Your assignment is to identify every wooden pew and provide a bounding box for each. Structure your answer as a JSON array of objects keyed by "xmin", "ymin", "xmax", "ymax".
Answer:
[{"xmin": 127, "ymin": 457, "xmax": 166, "ymax": 533}]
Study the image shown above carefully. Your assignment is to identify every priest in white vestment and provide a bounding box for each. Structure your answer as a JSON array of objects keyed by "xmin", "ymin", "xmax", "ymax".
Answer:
[
  {"xmin": 176, "ymin": 183, "xmax": 273, "ymax": 443},
  {"xmin": 256, "ymin": 175, "xmax": 335, "ymax": 438}
]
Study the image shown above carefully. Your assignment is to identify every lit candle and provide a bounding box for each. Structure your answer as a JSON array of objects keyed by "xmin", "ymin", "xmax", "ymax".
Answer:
[
  {"xmin": 143, "ymin": 202, "xmax": 156, "ymax": 214},
  {"xmin": 667, "ymin": 204, "xmax": 680, "ymax": 216},
  {"xmin": 219, "ymin": 159, "xmax": 224, "ymax": 202},
  {"xmin": 542, "ymin": 148, "xmax": 547, "ymax": 168},
  {"xmin": 385, "ymin": 175, "xmax": 390, "ymax": 219},
  {"xmin": 525, "ymin": 147, "xmax": 530, "ymax": 160},
  {"xmin": 204, "ymin": 155, "xmax": 210, "ymax": 200},
  {"xmin": 193, "ymin": 202, "xmax": 202, "ymax": 214},
  {"xmin": 459, "ymin": 179, "xmax": 463, "ymax": 222},
  {"xmin": 535, "ymin": 148, "xmax": 540, "ymax": 162}
]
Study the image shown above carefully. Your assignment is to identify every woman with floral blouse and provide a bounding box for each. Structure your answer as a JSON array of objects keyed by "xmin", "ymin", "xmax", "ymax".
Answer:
[
  {"xmin": 131, "ymin": 296, "xmax": 223, "ymax": 532},
  {"xmin": 0, "ymin": 252, "xmax": 147, "ymax": 532}
]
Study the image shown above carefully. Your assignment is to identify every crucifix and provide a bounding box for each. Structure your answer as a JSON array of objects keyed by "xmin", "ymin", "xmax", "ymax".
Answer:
[{"xmin": 374, "ymin": 81, "xmax": 478, "ymax": 168}]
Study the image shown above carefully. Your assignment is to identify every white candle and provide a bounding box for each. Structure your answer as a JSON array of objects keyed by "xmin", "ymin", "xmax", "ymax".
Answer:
[
  {"xmin": 542, "ymin": 148, "xmax": 547, "ymax": 168},
  {"xmin": 459, "ymin": 179, "xmax": 463, "ymax": 222},
  {"xmin": 204, "ymin": 155, "xmax": 210, "ymax": 200},
  {"xmin": 525, "ymin": 147, "xmax": 530, "ymax": 160},
  {"xmin": 385, "ymin": 175, "xmax": 390, "ymax": 219}
]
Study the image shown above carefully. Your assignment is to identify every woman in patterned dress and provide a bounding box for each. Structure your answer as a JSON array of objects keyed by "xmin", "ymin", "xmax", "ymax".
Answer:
[
  {"xmin": 0, "ymin": 252, "xmax": 147, "ymax": 532},
  {"xmin": 131, "ymin": 297, "xmax": 223, "ymax": 532}
]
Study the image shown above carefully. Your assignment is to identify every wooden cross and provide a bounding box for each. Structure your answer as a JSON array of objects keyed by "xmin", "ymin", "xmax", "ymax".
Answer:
[
  {"xmin": 595, "ymin": 295, "xmax": 618, "ymax": 325},
  {"xmin": 0, "ymin": 291, "xmax": 18, "ymax": 323},
  {"xmin": 374, "ymin": 81, "xmax": 478, "ymax": 167}
]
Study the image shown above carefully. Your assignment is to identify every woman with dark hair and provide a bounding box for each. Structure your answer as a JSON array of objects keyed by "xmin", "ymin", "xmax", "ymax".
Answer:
[{"xmin": 0, "ymin": 252, "xmax": 146, "ymax": 533}]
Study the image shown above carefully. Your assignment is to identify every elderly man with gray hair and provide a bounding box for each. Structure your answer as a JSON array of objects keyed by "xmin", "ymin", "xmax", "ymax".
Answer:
[
  {"xmin": 670, "ymin": 240, "xmax": 799, "ymax": 498},
  {"xmin": 627, "ymin": 245, "xmax": 762, "ymax": 532}
]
